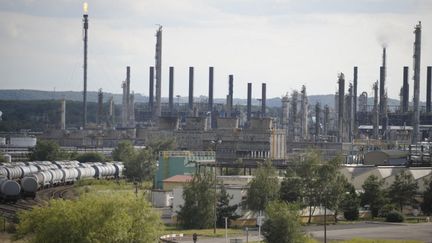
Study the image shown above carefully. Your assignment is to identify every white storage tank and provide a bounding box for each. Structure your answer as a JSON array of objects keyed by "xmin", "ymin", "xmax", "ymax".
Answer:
[
  {"xmin": 0, "ymin": 137, "xmax": 5, "ymax": 145},
  {"xmin": 9, "ymin": 136, "xmax": 37, "ymax": 147}
]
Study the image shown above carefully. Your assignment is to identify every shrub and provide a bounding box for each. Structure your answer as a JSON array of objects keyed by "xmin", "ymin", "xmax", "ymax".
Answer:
[
  {"xmin": 385, "ymin": 210, "xmax": 404, "ymax": 222},
  {"xmin": 343, "ymin": 207, "xmax": 359, "ymax": 221}
]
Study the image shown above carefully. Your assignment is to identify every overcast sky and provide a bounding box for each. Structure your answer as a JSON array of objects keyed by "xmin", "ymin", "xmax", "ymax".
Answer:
[{"xmin": 0, "ymin": 0, "xmax": 431, "ymax": 101}]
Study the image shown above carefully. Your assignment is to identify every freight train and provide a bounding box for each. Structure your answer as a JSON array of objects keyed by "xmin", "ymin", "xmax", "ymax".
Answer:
[{"xmin": 0, "ymin": 161, "xmax": 124, "ymax": 202}]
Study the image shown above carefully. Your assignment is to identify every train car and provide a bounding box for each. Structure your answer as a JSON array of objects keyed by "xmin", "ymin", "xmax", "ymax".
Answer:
[
  {"xmin": 4, "ymin": 166, "xmax": 22, "ymax": 180},
  {"xmin": 0, "ymin": 178, "xmax": 21, "ymax": 202},
  {"xmin": 76, "ymin": 167, "xmax": 96, "ymax": 180},
  {"xmin": 20, "ymin": 177, "xmax": 38, "ymax": 198},
  {"xmin": 61, "ymin": 168, "xmax": 79, "ymax": 183}
]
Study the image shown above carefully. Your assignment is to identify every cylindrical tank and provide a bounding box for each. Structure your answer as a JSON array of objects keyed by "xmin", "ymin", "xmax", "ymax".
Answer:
[
  {"xmin": 21, "ymin": 177, "xmax": 38, "ymax": 193},
  {"xmin": 0, "ymin": 167, "xmax": 8, "ymax": 178},
  {"xmin": 40, "ymin": 171, "xmax": 53, "ymax": 186},
  {"xmin": 0, "ymin": 178, "xmax": 21, "ymax": 197},
  {"xmin": 0, "ymin": 137, "xmax": 5, "ymax": 145},
  {"xmin": 5, "ymin": 167, "xmax": 22, "ymax": 179},
  {"xmin": 9, "ymin": 137, "xmax": 37, "ymax": 147}
]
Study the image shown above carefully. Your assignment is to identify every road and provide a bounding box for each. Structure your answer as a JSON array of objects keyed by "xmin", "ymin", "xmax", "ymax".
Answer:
[
  {"xmin": 171, "ymin": 222, "xmax": 432, "ymax": 243},
  {"xmin": 307, "ymin": 222, "xmax": 432, "ymax": 243}
]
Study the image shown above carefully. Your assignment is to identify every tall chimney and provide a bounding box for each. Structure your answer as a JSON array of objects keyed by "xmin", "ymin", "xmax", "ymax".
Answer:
[
  {"xmin": 348, "ymin": 83, "xmax": 353, "ymax": 142},
  {"xmin": 188, "ymin": 67, "xmax": 194, "ymax": 113},
  {"xmin": 129, "ymin": 92, "xmax": 135, "ymax": 126},
  {"xmin": 247, "ymin": 83, "xmax": 252, "ymax": 122},
  {"xmin": 323, "ymin": 105, "xmax": 329, "ymax": 136},
  {"xmin": 97, "ymin": 88, "xmax": 103, "ymax": 125},
  {"xmin": 338, "ymin": 73, "xmax": 345, "ymax": 142},
  {"xmin": 402, "ymin": 66, "xmax": 409, "ymax": 112},
  {"xmin": 149, "ymin": 66, "xmax": 154, "ymax": 114},
  {"xmin": 154, "ymin": 26, "xmax": 162, "ymax": 119},
  {"xmin": 353, "ymin": 66, "xmax": 358, "ymax": 132},
  {"xmin": 82, "ymin": 3, "xmax": 89, "ymax": 129},
  {"xmin": 315, "ymin": 102, "xmax": 321, "ymax": 139},
  {"xmin": 427, "ymin": 66, "xmax": 431, "ymax": 112},
  {"xmin": 208, "ymin": 67, "xmax": 214, "ymax": 112},
  {"xmin": 126, "ymin": 66, "xmax": 130, "ymax": 113},
  {"xmin": 121, "ymin": 81, "xmax": 127, "ymax": 127},
  {"xmin": 60, "ymin": 99, "xmax": 66, "ymax": 130},
  {"xmin": 261, "ymin": 83, "xmax": 266, "ymax": 117},
  {"xmin": 412, "ymin": 22, "xmax": 422, "ymax": 144},
  {"xmin": 108, "ymin": 96, "xmax": 114, "ymax": 127},
  {"xmin": 227, "ymin": 75, "xmax": 234, "ymax": 117},
  {"xmin": 373, "ymin": 81, "xmax": 379, "ymax": 139},
  {"xmin": 169, "ymin": 66, "xmax": 174, "ymax": 115}
]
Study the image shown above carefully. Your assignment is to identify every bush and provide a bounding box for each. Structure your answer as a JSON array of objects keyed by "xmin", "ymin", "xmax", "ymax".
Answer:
[
  {"xmin": 343, "ymin": 208, "xmax": 359, "ymax": 221},
  {"xmin": 385, "ymin": 210, "xmax": 404, "ymax": 222}
]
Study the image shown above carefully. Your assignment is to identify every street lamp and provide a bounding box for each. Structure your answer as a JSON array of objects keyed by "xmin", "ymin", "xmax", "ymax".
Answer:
[{"xmin": 211, "ymin": 139, "xmax": 222, "ymax": 234}]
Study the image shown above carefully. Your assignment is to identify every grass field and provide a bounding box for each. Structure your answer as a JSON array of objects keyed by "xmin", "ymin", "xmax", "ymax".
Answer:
[{"xmin": 329, "ymin": 239, "xmax": 424, "ymax": 243}]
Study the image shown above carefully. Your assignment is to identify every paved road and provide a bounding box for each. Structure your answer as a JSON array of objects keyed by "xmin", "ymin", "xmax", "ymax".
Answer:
[
  {"xmin": 172, "ymin": 231, "xmax": 261, "ymax": 243},
  {"xmin": 308, "ymin": 222, "xmax": 432, "ymax": 243},
  {"xmin": 171, "ymin": 222, "xmax": 432, "ymax": 243}
]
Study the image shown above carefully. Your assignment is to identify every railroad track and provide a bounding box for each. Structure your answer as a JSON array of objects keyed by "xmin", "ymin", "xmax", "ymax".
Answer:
[{"xmin": 0, "ymin": 185, "xmax": 76, "ymax": 222}]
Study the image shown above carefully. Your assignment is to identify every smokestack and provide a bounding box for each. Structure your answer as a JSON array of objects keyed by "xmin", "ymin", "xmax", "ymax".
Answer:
[
  {"xmin": 97, "ymin": 88, "xmax": 103, "ymax": 125},
  {"xmin": 373, "ymin": 81, "xmax": 379, "ymax": 139},
  {"xmin": 121, "ymin": 80, "xmax": 127, "ymax": 127},
  {"xmin": 338, "ymin": 73, "xmax": 345, "ymax": 142},
  {"xmin": 247, "ymin": 83, "xmax": 252, "ymax": 122},
  {"xmin": 129, "ymin": 92, "xmax": 135, "ymax": 126},
  {"xmin": 261, "ymin": 83, "xmax": 266, "ymax": 117},
  {"xmin": 402, "ymin": 66, "xmax": 409, "ymax": 112},
  {"xmin": 169, "ymin": 66, "xmax": 174, "ymax": 115},
  {"xmin": 108, "ymin": 96, "xmax": 114, "ymax": 127},
  {"xmin": 412, "ymin": 22, "xmax": 422, "ymax": 144},
  {"xmin": 379, "ymin": 66, "xmax": 385, "ymax": 114},
  {"xmin": 154, "ymin": 26, "xmax": 162, "ymax": 119},
  {"xmin": 348, "ymin": 83, "xmax": 353, "ymax": 142},
  {"xmin": 315, "ymin": 102, "xmax": 321, "ymax": 139},
  {"xmin": 323, "ymin": 105, "xmax": 329, "ymax": 136},
  {"xmin": 126, "ymin": 66, "xmax": 130, "ymax": 111},
  {"xmin": 227, "ymin": 75, "xmax": 234, "ymax": 117},
  {"xmin": 82, "ymin": 3, "xmax": 89, "ymax": 129},
  {"xmin": 60, "ymin": 99, "xmax": 66, "ymax": 130},
  {"xmin": 353, "ymin": 66, "xmax": 358, "ymax": 132},
  {"xmin": 149, "ymin": 66, "xmax": 154, "ymax": 114},
  {"xmin": 208, "ymin": 67, "xmax": 214, "ymax": 112},
  {"xmin": 427, "ymin": 66, "xmax": 431, "ymax": 112},
  {"xmin": 300, "ymin": 85, "xmax": 308, "ymax": 139},
  {"xmin": 188, "ymin": 67, "xmax": 194, "ymax": 113}
]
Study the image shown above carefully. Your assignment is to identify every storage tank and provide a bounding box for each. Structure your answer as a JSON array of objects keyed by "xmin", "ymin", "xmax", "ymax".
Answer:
[
  {"xmin": 9, "ymin": 136, "xmax": 37, "ymax": 147},
  {"xmin": 0, "ymin": 178, "xmax": 21, "ymax": 199},
  {"xmin": 0, "ymin": 137, "xmax": 5, "ymax": 145},
  {"xmin": 21, "ymin": 177, "xmax": 38, "ymax": 193}
]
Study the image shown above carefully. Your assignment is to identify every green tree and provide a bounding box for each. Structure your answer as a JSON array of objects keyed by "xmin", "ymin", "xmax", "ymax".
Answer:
[
  {"xmin": 280, "ymin": 176, "xmax": 303, "ymax": 203},
  {"xmin": 361, "ymin": 175, "xmax": 386, "ymax": 217},
  {"xmin": 0, "ymin": 152, "xmax": 6, "ymax": 162},
  {"xmin": 74, "ymin": 152, "xmax": 106, "ymax": 162},
  {"xmin": 216, "ymin": 185, "xmax": 239, "ymax": 227},
  {"xmin": 29, "ymin": 140, "xmax": 70, "ymax": 161},
  {"xmin": 177, "ymin": 173, "xmax": 215, "ymax": 229},
  {"xmin": 14, "ymin": 192, "xmax": 163, "ymax": 243},
  {"xmin": 125, "ymin": 147, "xmax": 156, "ymax": 182},
  {"xmin": 246, "ymin": 161, "xmax": 280, "ymax": 212},
  {"xmin": 388, "ymin": 171, "xmax": 419, "ymax": 211},
  {"xmin": 112, "ymin": 140, "xmax": 136, "ymax": 161},
  {"xmin": 421, "ymin": 179, "xmax": 432, "ymax": 215},
  {"xmin": 341, "ymin": 183, "xmax": 360, "ymax": 221},
  {"xmin": 261, "ymin": 201, "xmax": 306, "ymax": 243}
]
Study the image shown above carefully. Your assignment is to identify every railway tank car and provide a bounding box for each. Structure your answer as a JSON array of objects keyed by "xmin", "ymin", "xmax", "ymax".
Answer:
[{"xmin": 0, "ymin": 178, "xmax": 21, "ymax": 202}]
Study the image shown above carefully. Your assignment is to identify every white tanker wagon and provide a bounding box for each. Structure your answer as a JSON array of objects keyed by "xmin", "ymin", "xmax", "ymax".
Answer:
[{"xmin": 0, "ymin": 161, "xmax": 125, "ymax": 201}]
